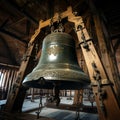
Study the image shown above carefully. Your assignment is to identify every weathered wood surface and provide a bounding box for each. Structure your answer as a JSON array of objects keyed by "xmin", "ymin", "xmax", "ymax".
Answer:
[
  {"xmin": 68, "ymin": 15, "xmax": 120, "ymax": 120},
  {"xmin": 4, "ymin": 5, "xmax": 120, "ymax": 120},
  {"xmin": 45, "ymin": 103, "xmax": 97, "ymax": 114},
  {"xmin": 0, "ymin": 111, "xmax": 54, "ymax": 120}
]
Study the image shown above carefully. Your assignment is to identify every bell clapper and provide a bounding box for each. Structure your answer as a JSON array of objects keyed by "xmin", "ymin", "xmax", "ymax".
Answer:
[{"xmin": 53, "ymin": 83, "xmax": 60, "ymax": 106}]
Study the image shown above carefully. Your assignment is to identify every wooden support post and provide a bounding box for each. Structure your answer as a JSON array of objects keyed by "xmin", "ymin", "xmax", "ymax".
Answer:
[
  {"xmin": 4, "ymin": 6, "xmax": 120, "ymax": 119},
  {"xmin": 4, "ymin": 42, "xmax": 36, "ymax": 112},
  {"xmin": 89, "ymin": 1, "xmax": 120, "ymax": 104},
  {"xmin": 68, "ymin": 15, "xmax": 120, "ymax": 120},
  {"xmin": 73, "ymin": 90, "xmax": 83, "ymax": 105}
]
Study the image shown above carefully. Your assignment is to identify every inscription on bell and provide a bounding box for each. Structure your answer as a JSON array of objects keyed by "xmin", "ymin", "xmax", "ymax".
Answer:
[{"xmin": 47, "ymin": 45, "xmax": 63, "ymax": 55}]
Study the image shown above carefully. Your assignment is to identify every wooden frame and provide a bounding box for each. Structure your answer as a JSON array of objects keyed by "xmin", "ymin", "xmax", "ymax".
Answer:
[{"xmin": 4, "ymin": 6, "xmax": 120, "ymax": 120}]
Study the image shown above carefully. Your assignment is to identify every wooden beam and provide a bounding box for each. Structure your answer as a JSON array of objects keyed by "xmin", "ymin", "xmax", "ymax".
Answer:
[
  {"xmin": 89, "ymin": 1, "xmax": 120, "ymax": 104},
  {"xmin": 4, "ymin": 42, "xmax": 36, "ymax": 112},
  {"xmin": 4, "ymin": 0, "xmax": 39, "ymax": 25},
  {"xmin": 0, "ymin": 56, "xmax": 13, "ymax": 65},
  {"xmin": 0, "ymin": 29, "xmax": 28, "ymax": 44},
  {"xmin": 113, "ymin": 39, "xmax": 120, "ymax": 53},
  {"xmin": 0, "ymin": 35, "xmax": 18, "ymax": 65},
  {"xmin": 26, "ymin": 20, "xmax": 31, "ymax": 36},
  {"xmin": 5, "ymin": 27, "xmax": 27, "ymax": 37},
  {"xmin": 0, "ymin": 17, "xmax": 10, "ymax": 28},
  {"xmin": 4, "ymin": 6, "xmax": 120, "ymax": 118},
  {"xmin": 0, "ymin": 63, "xmax": 19, "ymax": 69},
  {"xmin": 68, "ymin": 14, "xmax": 120, "ymax": 120}
]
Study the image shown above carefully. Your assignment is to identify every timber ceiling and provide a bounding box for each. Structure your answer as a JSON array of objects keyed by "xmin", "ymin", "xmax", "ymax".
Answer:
[{"xmin": 0, "ymin": 0, "xmax": 120, "ymax": 66}]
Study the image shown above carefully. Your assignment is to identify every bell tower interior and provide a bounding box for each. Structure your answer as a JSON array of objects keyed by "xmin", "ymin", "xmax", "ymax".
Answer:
[{"xmin": 0, "ymin": 0, "xmax": 120, "ymax": 120}]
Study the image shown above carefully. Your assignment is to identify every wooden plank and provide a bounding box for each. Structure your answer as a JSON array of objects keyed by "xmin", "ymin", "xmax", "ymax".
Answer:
[
  {"xmin": 2, "ymin": 70, "xmax": 7, "ymax": 89},
  {"xmin": 0, "ymin": 111, "xmax": 55, "ymax": 120},
  {"xmin": 45, "ymin": 103, "xmax": 97, "ymax": 114},
  {"xmin": 0, "ymin": 69, "xmax": 5, "ymax": 89},
  {"xmin": 7, "ymin": 70, "xmax": 14, "ymax": 95},
  {"xmin": 0, "ymin": 63, "xmax": 19, "ymax": 69},
  {"xmin": 4, "ymin": 70, "xmax": 10, "ymax": 91}
]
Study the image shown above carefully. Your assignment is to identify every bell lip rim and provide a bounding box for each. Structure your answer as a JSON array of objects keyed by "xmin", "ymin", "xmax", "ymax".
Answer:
[
  {"xmin": 23, "ymin": 76, "xmax": 90, "ymax": 84},
  {"xmin": 22, "ymin": 78, "xmax": 90, "ymax": 90},
  {"xmin": 22, "ymin": 69, "xmax": 90, "ymax": 84}
]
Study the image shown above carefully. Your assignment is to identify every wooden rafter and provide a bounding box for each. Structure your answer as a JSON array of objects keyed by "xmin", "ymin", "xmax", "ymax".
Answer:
[
  {"xmin": 4, "ymin": 6, "xmax": 120, "ymax": 120},
  {"xmin": 113, "ymin": 38, "xmax": 120, "ymax": 53},
  {"xmin": 0, "ymin": 35, "xmax": 17, "ymax": 65},
  {"xmin": 0, "ymin": 29, "xmax": 28, "ymax": 44},
  {"xmin": 4, "ymin": 0, "xmax": 39, "ymax": 25}
]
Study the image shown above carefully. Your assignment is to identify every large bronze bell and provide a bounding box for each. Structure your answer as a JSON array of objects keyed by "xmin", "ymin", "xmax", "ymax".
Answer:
[{"xmin": 22, "ymin": 32, "xmax": 90, "ymax": 90}]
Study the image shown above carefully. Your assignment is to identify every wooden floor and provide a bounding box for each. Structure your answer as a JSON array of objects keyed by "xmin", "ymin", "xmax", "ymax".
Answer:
[
  {"xmin": 22, "ymin": 97, "xmax": 97, "ymax": 112},
  {"xmin": 0, "ymin": 111, "xmax": 55, "ymax": 120},
  {"xmin": 0, "ymin": 97, "xmax": 99, "ymax": 120},
  {"xmin": 28, "ymin": 107, "xmax": 98, "ymax": 120},
  {"xmin": 24, "ymin": 97, "xmax": 98, "ymax": 120}
]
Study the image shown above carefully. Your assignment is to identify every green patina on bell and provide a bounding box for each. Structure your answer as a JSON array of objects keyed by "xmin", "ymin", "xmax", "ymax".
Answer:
[{"xmin": 22, "ymin": 32, "xmax": 90, "ymax": 89}]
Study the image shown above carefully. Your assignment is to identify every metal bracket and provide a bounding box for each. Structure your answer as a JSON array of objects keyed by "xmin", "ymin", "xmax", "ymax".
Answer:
[{"xmin": 77, "ymin": 25, "xmax": 90, "ymax": 51}]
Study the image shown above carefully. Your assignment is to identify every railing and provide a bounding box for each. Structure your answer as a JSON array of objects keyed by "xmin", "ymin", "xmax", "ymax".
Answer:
[{"xmin": 0, "ymin": 63, "xmax": 19, "ymax": 100}]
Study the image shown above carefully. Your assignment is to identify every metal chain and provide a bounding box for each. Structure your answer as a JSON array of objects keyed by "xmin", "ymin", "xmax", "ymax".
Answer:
[
  {"xmin": 50, "ymin": 13, "xmax": 65, "ymax": 33},
  {"xmin": 77, "ymin": 25, "xmax": 90, "ymax": 51},
  {"xmin": 39, "ymin": 89, "xmax": 43, "ymax": 107},
  {"xmin": 91, "ymin": 61, "xmax": 106, "ymax": 114},
  {"xmin": 36, "ymin": 89, "xmax": 43, "ymax": 119},
  {"xmin": 50, "ymin": 17, "xmax": 55, "ymax": 33}
]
